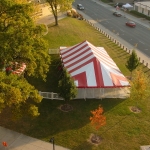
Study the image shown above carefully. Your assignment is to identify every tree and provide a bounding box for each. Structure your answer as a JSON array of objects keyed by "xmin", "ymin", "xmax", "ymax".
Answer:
[
  {"xmin": 130, "ymin": 68, "xmax": 150, "ymax": 102},
  {"xmin": 47, "ymin": 0, "xmax": 73, "ymax": 25},
  {"xmin": 0, "ymin": 0, "xmax": 50, "ymax": 119},
  {"xmin": 0, "ymin": 72, "xmax": 42, "ymax": 119},
  {"xmin": 89, "ymin": 105, "xmax": 106, "ymax": 144},
  {"xmin": 0, "ymin": 0, "xmax": 50, "ymax": 80},
  {"xmin": 58, "ymin": 69, "xmax": 77, "ymax": 101},
  {"xmin": 126, "ymin": 50, "xmax": 139, "ymax": 77},
  {"xmin": 90, "ymin": 105, "xmax": 106, "ymax": 131}
]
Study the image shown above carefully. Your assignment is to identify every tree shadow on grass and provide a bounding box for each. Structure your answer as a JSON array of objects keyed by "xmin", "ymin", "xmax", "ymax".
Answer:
[
  {"xmin": 27, "ymin": 54, "xmax": 61, "ymax": 92},
  {"xmin": 143, "ymin": 67, "xmax": 150, "ymax": 74},
  {"xmin": 0, "ymin": 95, "xmax": 127, "ymax": 141},
  {"xmin": 118, "ymin": 52, "xmax": 129, "ymax": 58},
  {"xmin": 23, "ymin": 98, "xmax": 126, "ymax": 139},
  {"xmin": 72, "ymin": 141, "xmax": 93, "ymax": 150}
]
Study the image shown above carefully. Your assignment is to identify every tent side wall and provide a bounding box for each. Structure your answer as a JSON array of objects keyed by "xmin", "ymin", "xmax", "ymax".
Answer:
[{"xmin": 74, "ymin": 87, "xmax": 130, "ymax": 99}]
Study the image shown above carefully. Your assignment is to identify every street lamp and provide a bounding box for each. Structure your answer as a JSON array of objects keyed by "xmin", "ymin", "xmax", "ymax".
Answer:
[{"xmin": 49, "ymin": 137, "xmax": 55, "ymax": 150}]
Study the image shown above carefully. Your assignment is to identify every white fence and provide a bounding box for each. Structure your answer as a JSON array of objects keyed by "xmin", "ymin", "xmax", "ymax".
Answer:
[
  {"xmin": 39, "ymin": 91, "xmax": 64, "ymax": 100},
  {"xmin": 49, "ymin": 49, "xmax": 59, "ymax": 54}
]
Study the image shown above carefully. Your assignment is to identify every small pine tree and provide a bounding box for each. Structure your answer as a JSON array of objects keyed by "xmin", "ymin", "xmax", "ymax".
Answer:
[
  {"xmin": 126, "ymin": 50, "xmax": 139, "ymax": 76},
  {"xmin": 58, "ymin": 69, "xmax": 77, "ymax": 101}
]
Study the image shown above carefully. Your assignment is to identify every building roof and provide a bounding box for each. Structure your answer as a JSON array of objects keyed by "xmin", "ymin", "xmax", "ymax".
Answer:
[{"xmin": 135, "ymin": 1, "xmax": 150, "ymax": 8}]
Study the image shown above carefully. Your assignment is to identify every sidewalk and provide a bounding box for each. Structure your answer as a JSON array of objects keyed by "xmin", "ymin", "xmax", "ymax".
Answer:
[
  {"xmin": 0, "ymin": 126, "xmax": 70, "ymax": 150},
  {"xmin": 36, "ymin": 12, "xmax": 67, "ymax": 25}
]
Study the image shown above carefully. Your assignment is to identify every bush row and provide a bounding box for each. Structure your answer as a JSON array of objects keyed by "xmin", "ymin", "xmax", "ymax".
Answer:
[{"xmin": 130, "ymin": 10, "xmax": 150, "ymax": 21}]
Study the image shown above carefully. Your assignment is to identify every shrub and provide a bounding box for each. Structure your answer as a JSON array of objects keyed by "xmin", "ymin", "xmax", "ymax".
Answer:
[
  {"xmin": 67, "ymin": 10, "xmax": 72, "ymax": 17},
  {"xmin": 130, "ymin": 10, "xmax": 150, "ymax": 21}
]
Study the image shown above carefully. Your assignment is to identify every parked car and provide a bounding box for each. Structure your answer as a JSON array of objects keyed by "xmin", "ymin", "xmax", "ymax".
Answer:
[
  {"xmin": 126, "ymin": 21, "xmax": 136, "ymax": 27},
  {"xmin": 113, "ymin": 11, "xmax": 122, "ymax": 17},
  {"xmin": 114, "ymin": 3, "xmax": 124, "ymax": 8},
  {"xmin": 77, "ymin": 4, "xmax": 84, "ymax": 10}
]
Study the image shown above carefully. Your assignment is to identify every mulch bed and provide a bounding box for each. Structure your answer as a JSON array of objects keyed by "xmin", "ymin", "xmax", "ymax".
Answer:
[
  {"xmin": 87, "ymin": 133, "xmax": 103, "ymax": 146},
  {"xmin": 129, "ymin": 106, "xmax": 141, "ymax": 113},
  {"xmin": 58, "ymin": 104, "xmax": 73, "ymax": 112}
]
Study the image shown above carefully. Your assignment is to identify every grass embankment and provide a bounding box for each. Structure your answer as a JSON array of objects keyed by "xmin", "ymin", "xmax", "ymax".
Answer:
[{"xmin": 0, "ymin": 17, "xmax": 150, "ymax": 150}]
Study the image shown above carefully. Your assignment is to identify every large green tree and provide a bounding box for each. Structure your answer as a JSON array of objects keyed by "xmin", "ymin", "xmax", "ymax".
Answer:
[
  {"xmin": 58, "ymin": 69, "xmax": 77, "ymax": 101},
  {"xmin": 126, "ymin": 50, "xmax": 139, "ymax": 76},
  {"xmin": 47, "ymin": 0, "xmax": 73, "ymax": 25},
  {"xmin": 0, "ymin": 0, "xmax": 50, "ymax": 118},
  {"xmin": 0, "ymin": 0, "xmax": 50, "ymax": 80},
  {"xmin": 0, "ymin": 72, "xmax": 42, "ymax": 119}
]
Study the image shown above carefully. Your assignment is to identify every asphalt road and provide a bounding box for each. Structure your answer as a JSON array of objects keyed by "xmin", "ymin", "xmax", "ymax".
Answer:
[{"xmin": 73, "ymin": 0, "xmax": 150, "ymax": 57}]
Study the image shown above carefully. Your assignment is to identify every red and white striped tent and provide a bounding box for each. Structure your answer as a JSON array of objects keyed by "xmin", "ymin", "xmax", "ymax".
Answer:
[
  {"xmin": 12, "ymin": 63, "xmax": 26, "ymax": 75},
  {"xmin": 60, "ymin": 41, "xmax": 130, "ymax": 99}
]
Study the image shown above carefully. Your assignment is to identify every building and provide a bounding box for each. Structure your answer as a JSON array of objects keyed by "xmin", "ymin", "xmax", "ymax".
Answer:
[{"xmin": 134, "ymin": 1, "xmax": 150, "ymax": 16}]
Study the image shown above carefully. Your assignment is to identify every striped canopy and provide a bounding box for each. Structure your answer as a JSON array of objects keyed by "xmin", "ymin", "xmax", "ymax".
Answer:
[{"xmin": 60, "ymin": 41, "xmax": 129, "ymax": 88}]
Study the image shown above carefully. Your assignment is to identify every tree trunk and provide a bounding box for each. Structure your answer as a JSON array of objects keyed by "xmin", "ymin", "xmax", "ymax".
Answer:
[
  {"xmin": 48, "ymin": 2, "xmax": 58, "ymax": 26},
  {"xmin": 54, "ymin": 15, "xmax": 58, "ymax": 26}
]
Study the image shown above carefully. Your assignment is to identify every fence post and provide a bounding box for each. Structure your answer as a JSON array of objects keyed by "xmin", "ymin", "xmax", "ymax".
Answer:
[
  {"xmin": 52, "ymin": 92, "xmax": 53, "ymax": 100},
  {"xmin": 139, "ymin": 57, "xmax": 140, "ymax": 62},
  {"xmin": 142, "ymin": 60, "xmax": 144, "ymax": 64}
]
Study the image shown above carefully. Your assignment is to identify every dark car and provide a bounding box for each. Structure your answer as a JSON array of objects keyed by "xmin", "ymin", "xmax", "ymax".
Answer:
[
  {"xmin": 77, "ymin": 4, "xmax": 84, "ymax": 10},
  {"xmin": 126, "ymin": 21, "xmax": 136, "ymax": 27},
  {"xmin": 114, "ymin": 3, "xmax": 124, "ymax": 8},
  {"xmin": 113, "ymin": 11, "xmax": 122, "ymax": 17}
]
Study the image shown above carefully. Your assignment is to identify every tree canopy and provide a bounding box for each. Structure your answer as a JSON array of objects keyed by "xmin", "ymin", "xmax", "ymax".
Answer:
[
  {"xmin": 90, "ymin": 105, "xmax": 106, "ymax": 130},
  {"xmin": 0, "ymin": 0, "xmax": 51, "ymax": 118},
  {"xmin": 47, "ymin": 0, "xmax": 73, "ymax": 25},
  {"xmin": 130, "ymin": 69, "xmax": 150, "ymax": 102},
  {"xmin": 0, "ymin": 0, "xmax": 50, "ymax": 80},
  {"xmin": 0, "ymin": 72, "xmax": 42, "ymax": 119}
]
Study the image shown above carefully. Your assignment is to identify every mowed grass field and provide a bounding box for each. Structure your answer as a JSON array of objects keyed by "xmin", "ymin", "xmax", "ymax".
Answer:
[{"xmin": 0, "ymin": 17, "xmax": 150, "ymax": 150}]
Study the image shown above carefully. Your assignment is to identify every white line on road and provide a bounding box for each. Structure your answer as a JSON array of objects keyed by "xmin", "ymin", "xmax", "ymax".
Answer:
[
  {"xmin": 119, "ymin": 29, "xmax": 124, "ymax": 32},
  {"xmin": 139, "ymin": 41, "xmax": 145, "ymax": 44}
]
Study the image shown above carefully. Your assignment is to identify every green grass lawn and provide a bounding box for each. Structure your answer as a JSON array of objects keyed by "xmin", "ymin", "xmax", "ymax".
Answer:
[{"xmin": 0, "ymin": 17, "xmax": 150, "ymax": 150}]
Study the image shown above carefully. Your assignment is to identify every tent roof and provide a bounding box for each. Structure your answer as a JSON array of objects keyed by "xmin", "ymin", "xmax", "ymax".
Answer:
[
  {"xmin": 122, "ymin": 3, "xmax": 133, "ymax": 8},
  {"xmin": 60, "ymin": 41, "xmax": 130, "ymax": 88}
]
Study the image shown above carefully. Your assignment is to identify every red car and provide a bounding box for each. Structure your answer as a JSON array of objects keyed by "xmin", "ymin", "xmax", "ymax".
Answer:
[{"xmin": 126, "ymin": 21, "xmax": 136, "ymax": 27}]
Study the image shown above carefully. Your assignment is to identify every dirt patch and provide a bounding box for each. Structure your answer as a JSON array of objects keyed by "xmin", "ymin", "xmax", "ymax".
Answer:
[
  {"xmin": 87, "ymin": 133, "xmax": 103, "ymax": 146},
  {"xmin": 58, "ymin": 104, "xmax": 73, "ymax": 112},
  {"xmin": 129, "ymin": 106, "xmax": 141, "ymax": 113}
]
